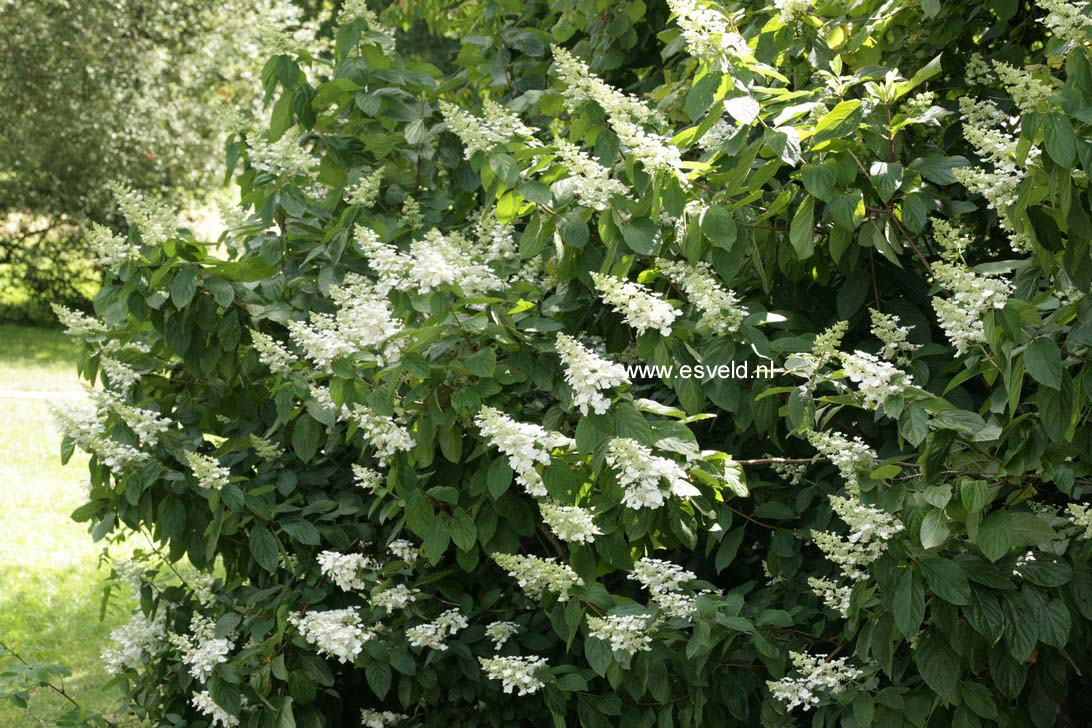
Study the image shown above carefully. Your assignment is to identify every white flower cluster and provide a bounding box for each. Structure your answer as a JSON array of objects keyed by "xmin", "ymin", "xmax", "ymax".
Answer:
[
  {"xmin": 49, "ymin": 398, "xmax": 146, "ymax": 473},
  {"xmin": 591, "ymin": 273, "xmax": 680, "ymax": 337},
  {"xmin": 441, "ymin": 99, "xmax": 536, "ymax": 159},
  {"xmin": 317, "ymin": 551, "xmax": 377, "ymax": 591},
  {"xmin": 248, "ymin": 129, "xmax": 316, "ymax": 177},
  {"xmin": 552, "ymin": 46, "xmax": 683, "ymax": 178},
  {"xmin": 555, "ymin": 333, "xmax": 630, "ymax": 414},
  {"xmin": 769, "ymin": 458, "xmax": 808, "ymax": 485},
  {"xmin": 371, "ymin": 584, "xmax": 421, "ymax": 612},
  {"xmin": 356, "ymin": 226, "xmax": 504, "ymax": 297},
  {"xmin": 250, "ymin": 330, "xmax": 296, "ymax": 373},
  {"xmin": 169, "ymin": 614, "xmax": 234, "ymax": 682},
  {"xmin": 351, "ymin": 405, "xmax": 414, "ymax": 465},
  {"xmin": 110, "ymin": 181, "xmax": 176, "ymax": 247},
  {"xmin": 606, "ymin": 437, "xmax": 698, "ymax": 510},
  {"xmin": 185, "ymin": 450, "xmax": 231, "ymax": 491},
  {"xmin": 1037, "ymin": 0, "xmax": 1092, "ymax": 46},
  {"xmin": 699, "ymin": 118, "xmax": 735, "ymax": 151},
  {"xmin": 478, "ymin": 655, "xmax": 549, "ymax": 695},
  {"xmin": 774, "ymin": 0, "xmax": 814, "ymax": 23},
  {"xmin": 553, "ymin": 138, "xmax": 631, "ymax": 210},
  {"xmin": 588, "ymin": 614, "xmax": 654, "ymax": 655},
  {"xmin": 901, "ymin": 91, "xmax": 936, "ymax": 119},
  {"xmin": 473, "ymin": 211, "xmax": 518, "ymax": 262},
  {"xmin": 1066, "ymin": 503, "xmax": 1092, "ymax": 538},
  {"xmin": 102, "ymin": 608, "xmax": 166, "ymax": 675},
  {"xmin": 807, "ymin": 577, "xmax": 853, "ymax": 617},
  {"xmin": 288, "ymin": 274, "xmax": 404, "ymax": 370},
  {"xmin": 388, "ymin": 539, "xmax": 419, "ymax": 565},
  {"xmin": 804, "ymin": 430, "xmax": 875, "ymax": 494},
  {"xmin": 360, "ymin": 709, "xmax": 408, "ymax": 728},
  {"xmin": 841, "ymin": 350, "xmax": 906, "ymax": 409},
  {"xmin": 813, "ymin": 495, "xmax": 903, "ymax": 581},
  {"xmin": 965, "ymin": 53, "xmax": 995, "ymax": 85},
  {"xmin": 251, "ymin": 433, "xmax": 284, "ymax": 461},
  {"xmin": 475, "ymin": 406, "xmax": 572, "ymax": 496},
  {"xmin": 485, "ymin": 621, "xmax": 520, "ymax": 649},
  {"xmin": 353, "ymin": 464, "xmax": 385, "ymax": 492},
  {"xmin": 52, "ymin": 304, "xmax": 106, "ymax": 338},
  {"xmin": 406, "ymin": 609, "xmax": 467, "ymax": 651},
  {"xmin": 100, "ymin": 355, "xmax": 141, "ymax": 391},
  {"xmin": 656, "ymin": 258, "xmax": 745, "ymax": 334},
  {"xmin": 869, "ymin": 310, "xmax": 918, "ymax": 366},
  {"xmin": 337, "ymin": 1, "xmax": 396, "ymax": 54},
  {"xmin": 346, "ymin": 168, "xmax": 383, "ymax": 208},
  {"xmin": 539, "ymin": 502, "xmax": 602, "ymax": 543},
  {"xmin": 87, "ymin": 222, "xmax": 141, "ymax": 268},
  {"xmin": 951, "ymin": 99, "xmax": 1034, "ymax": 252},
  {"xmin": 630, "ymin": 557, "xmax": 699, "ymax": 618},
  {"xmin": 192, "ymin": 690, "xmax": 239, "ymax": 728},
  {"xmin": 991, "ymin": 61, "xmax": 1053, "ymax": 114},
  {"xmin": 95, "ymin": 390, "xmax": 171, "ymax": 445},
  {"xmin": 767, "ymin": 651, "xmax": 863, "ymax": 712},
  {"xmin": 667, "ymin": 0, "xmax": 751, "ymax": 70},
  {"xmin": 931, "ymin": 221, "xmax": 1013, "ymax": 355},
  {"xmin": 492, "ymin": 553, "xmax": 584, "ymax": 602},
  {"xmin": 290, "ymin": 608, "xmax": 371, "ymax": 664}
]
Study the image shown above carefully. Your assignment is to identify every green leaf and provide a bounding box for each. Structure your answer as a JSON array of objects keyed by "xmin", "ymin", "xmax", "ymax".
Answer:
[
  {"xmin": 171, "ymin": 266, "xmax": 198, "ymax": 308},
  {"xmin": 789, "ymin": 195, "xmax": 815, "ymax": 260},
  {"xmin": 724, "ymin": 95, "xmax": 760, "ymax": 125},
  {"xmin": 977, "ymin": 511, "xmax": 1013, "ymax": 562},
  {"xmin": 812, "ymin": 100, "xmax": 861, "ymax": 148},
  {"xmin": 916, "ymin": 634, "xmax": 960, "ymax": 700},
  {"xmin": 450, "ymin": 508, "xmax": 478, "ymax": 551},
  {"xmin": 1025, "ymin": 337, "xmax": 1062, "ymax": 390},
  {"xmin": 920, "ymin": 509, "xmax": 950, "ymax": 549},
  {"xmin": 291, "ymin": 415, "xmax": 321, "ymax": 463},
  {"xmin": 466, "ymin": 347, "xmax": 497, "ymax": 378},
  {"xmin": 405, "ymin": 489, "xmax": 435, "ymax": 537},
  {"xmin": 1044, "ymin": 113, "xmax": 1077, "ymax": 167},
  {"xmin": 585, "ymin": 637, "xmax": 612, "ymax": 676},
  {"xmin": 700, "ymin": 205, "xmax": 736, "ymax": 249},
  {"xmin": 685, "ymin": 74, "xmax": 719, "ymax": 121},
  {"xmin": 922, "ymin": 557, "xmax": 972, "ymax": 605},
  {"xmin": 960, "ymin": 479, "xmax": 991, "ymax": 514},
  {"xmin": 715, "ymin": 528, "xmax": 744, "ymax": 573},
  {"xmin": 960, "ymin": 682, "xmax": 998, "ymax": 720},
  {"xmin": 365, "ymin": 660, "xmax": 391, "ymax": 699},
  {"xmin": 250, "ymin": 525, "xmax": 280, "ymax": 573},
  {"xmin": 1007, "ymin": 512, "xmax": 1057, "ymax": 546},
  {"xmin": 488, "ymin": 153, "xmax": 520, "ymax": 186},
  {"xmin": 622, "ymin": 218, "xmax": 660, "ymax": 255},
  {"xmin": 914, "ymin": 154, "xmax": 968, "ymax": 185},
  {"xmin": 557, "ymin": 211, "xmax": 589, "ymax": 248},
  {"xmin": 894, "ymin": 570, "xmax": 925, "ymax": 638}
]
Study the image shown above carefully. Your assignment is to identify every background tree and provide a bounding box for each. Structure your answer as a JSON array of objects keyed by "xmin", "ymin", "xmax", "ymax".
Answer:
[{"xmin": 0, "ymin": 0, "xmax": 313, "ymax": 321}]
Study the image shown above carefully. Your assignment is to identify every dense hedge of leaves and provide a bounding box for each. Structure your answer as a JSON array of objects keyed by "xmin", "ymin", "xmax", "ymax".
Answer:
[{"xmin": 50, "ymin": 0, "xmax": 1092, "ymax": 726}]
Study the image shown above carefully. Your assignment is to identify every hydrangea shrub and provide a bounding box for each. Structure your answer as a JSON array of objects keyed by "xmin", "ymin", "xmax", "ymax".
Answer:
[{"xmin": 51, "ymin": 0, "xmax": 1092, "ymax": 726}]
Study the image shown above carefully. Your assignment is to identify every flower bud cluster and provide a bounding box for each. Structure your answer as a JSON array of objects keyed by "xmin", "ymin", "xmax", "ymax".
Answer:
[
  {"xmin": 290, "ymin": 608, "xmax": 371, "ymax": 664},
  {"xmin": 606, "ymin": 437, "xmax": 699, "ymax": 510},
  {"xmin": 767, "ymin": 651, "xmax": 863, "ymax": 711},
  {"xmin": 591, "ymin": 273, "xmax": 680, "ymax": 337},
  {"xmin": 656, "ymin": 258, "xmax": 745, "ymax": 334},
  {"xmin": 406, "ymin": 609, "xmax": 468, "ymax": 651},
  {"xmin": 555, "ymin": 333, "xmax": 630, "ymax": 415},
  {"xmin": 492, "ymin": 553, "xmax": 584, "ymax": 602},
  {"xmin": 479, "ymin": 655, "xmax": 549, "ymax": 695}
]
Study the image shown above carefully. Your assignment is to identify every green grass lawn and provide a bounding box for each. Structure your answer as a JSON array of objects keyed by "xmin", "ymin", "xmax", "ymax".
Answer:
[{"xmin": 0, "ymin": 325, "xmax": 132, "ymax": 725}]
